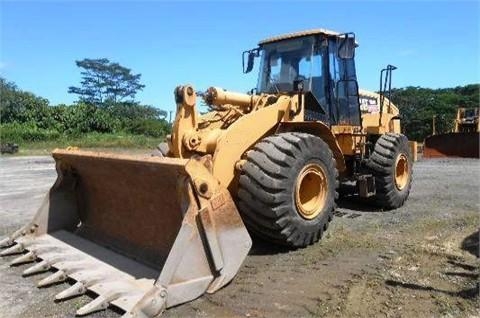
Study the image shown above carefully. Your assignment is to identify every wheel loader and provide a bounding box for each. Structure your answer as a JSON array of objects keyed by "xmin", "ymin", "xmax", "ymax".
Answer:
[
  {"xmin": 0, "ymin": 29, "xmax": 413, "ymax": 317},
  {"xmin": 423, "ymin": 107, "xmax": 479, "ymax": 158}
]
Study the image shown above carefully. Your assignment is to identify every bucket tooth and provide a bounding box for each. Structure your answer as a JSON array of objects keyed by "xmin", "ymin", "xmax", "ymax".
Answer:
[
  {"xmin": 10, "ymin": 251, "xmax": 36, "ymax": 265},
  {"xmin": 70, "ymin": 270, "xmax": 114, "ymax": 287},
  {"xmin": 55, "ymin": 282, "xmax": 86, "ymax": 300},
  {"xmin": 76, "ymin": 295, "xmax": 112, "ymax": 316},
  {"xmin": 50, "ymin": 260, "xmax": 91, "ymax": 273},
  {"xmin": 23, "ymin": 260, "xmax": 51, "ymax": 276},
  {"xmin": 0, "ymin": 243, "xmax": 24, "ymax": 256},
  {"xmin": 37, "ymin": 270, "xmax": 67, "ymax": 287},
  {"xmin": 0, "ymin": 237, "xmax": 13, "ymax": 248}
]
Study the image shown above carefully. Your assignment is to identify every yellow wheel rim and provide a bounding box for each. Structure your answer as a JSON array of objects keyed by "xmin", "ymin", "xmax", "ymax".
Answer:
[
  {"xmin": 295, "ymin": 163, "xmax": 328, "ymax": 220},
  {"xmin": 394, "ymin": 154, "xmax": 409, "ymax": 190}
]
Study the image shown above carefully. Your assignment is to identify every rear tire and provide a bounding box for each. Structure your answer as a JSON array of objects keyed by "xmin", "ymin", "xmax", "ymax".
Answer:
[
  {"xmin": 366, "ymin": 133, "xmax": 413, "ymax": 209},
  {"xmin": 237, "ymin": 132, "xmax": 338, "ymax": 248}
]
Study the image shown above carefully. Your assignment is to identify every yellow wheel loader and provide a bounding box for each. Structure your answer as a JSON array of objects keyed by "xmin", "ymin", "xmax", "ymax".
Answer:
[
  {"xmin": 1, "ymin": 29, "xmax": 413, "ymax": 317},
  {"xmin": 423, "ymin": 107, "xmax": 479, "ymax": 158}
]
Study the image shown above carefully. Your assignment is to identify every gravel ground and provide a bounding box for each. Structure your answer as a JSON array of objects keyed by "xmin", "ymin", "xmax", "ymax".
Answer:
[{"xmin": 0, "ymin": 156, "xmax": 479, "ymax": 318}]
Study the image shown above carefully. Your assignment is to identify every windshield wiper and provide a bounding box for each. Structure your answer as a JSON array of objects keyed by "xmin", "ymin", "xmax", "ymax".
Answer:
[{"xmin": 269, "ymin": 79, "xmax": 280, "ymax": 94}]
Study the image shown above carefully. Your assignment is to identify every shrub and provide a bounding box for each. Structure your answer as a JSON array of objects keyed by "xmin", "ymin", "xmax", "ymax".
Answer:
[
  {"xmin": 0, "ymin": 122, "xmax": 61, "ymax": 143},
  {"xmin": 1, "ymin": 77, "xmax": 170, "ymax": 140},
  {"xmin": 50, "ymin": 103, "xmax": 121, "ymax": 135},
  {"xmin": 127, "ymin": 119, "xmax": 170, "ymax": 138},
  {"xmin": 108, "ymin": 102, "xmax": 167, "ymax": 128}
]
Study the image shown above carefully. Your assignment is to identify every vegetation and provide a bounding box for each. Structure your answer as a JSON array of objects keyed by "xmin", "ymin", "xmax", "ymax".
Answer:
[
  {"xmin": 68, "ymin": 58, "xmax": 145, "ymax": 105},
  {"xmin": 390, "ymin": 84, "xmax": 479, "ymax": 141},
  {"xmin": 18, "ymin": 133, "xmax": 160, "ymax": 151},
  {"xmin": 0, "ymin": 59, "xmax": 170, "ymax": 150}
]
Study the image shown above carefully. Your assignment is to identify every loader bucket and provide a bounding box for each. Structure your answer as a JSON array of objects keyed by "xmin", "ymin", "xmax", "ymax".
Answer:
[
  {"xmin": 0, "ymin": 149, "xmax": 251, "ymax": 317},
  {"xmin": 423, "ymin": 132, "xmax": 480, "ymax": 158}
]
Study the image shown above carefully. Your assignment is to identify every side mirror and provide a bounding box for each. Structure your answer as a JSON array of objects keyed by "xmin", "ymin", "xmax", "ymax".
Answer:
[
  {"xmin": 242, "ymin": 48, "xmax": 259, "ymax": 74},
  {"xmin": 337, "ymin": 33, "xmax": 356, "ymax": 59}
]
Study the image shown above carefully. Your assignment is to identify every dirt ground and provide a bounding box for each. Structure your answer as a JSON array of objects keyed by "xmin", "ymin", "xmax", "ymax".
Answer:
[{"xmin": 0, "ymin": 156, "xmax": 478, "ymax": 318}]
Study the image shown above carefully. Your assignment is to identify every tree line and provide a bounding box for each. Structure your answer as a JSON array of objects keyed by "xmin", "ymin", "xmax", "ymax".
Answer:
[
  {"xmin": 390, "ymin": 84, "xmax": 479, "ymax": 141},
  {"xmin": 0, "ymin": 58, "xmax": 170, "ymax": 143}
]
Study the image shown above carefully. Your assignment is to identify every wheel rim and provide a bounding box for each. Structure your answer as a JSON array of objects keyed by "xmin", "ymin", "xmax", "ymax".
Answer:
[
  {"xmin": 295, "ymin": 163, "xmax": 328, "ymax": 220},
  {"xmin": 394, "ymin": 154, "xmax": 409, "ymax": 190}
]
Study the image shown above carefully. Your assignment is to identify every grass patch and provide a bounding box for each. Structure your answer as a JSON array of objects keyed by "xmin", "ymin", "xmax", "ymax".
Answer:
[
  {"xmin": 320, "ymin": 223, "xmax": 385, "ymax": 254},
  {"xmin": 4, "ymin": 133, "xmax": 161, "ymax": 156},
  {"xmin": 407, "ymin": 212, "xmax": 479, "ymax": 235}
]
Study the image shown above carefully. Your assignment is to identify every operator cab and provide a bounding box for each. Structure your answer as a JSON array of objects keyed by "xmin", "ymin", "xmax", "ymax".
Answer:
[{"xmin": 243, "ymin": 29, "xmax": 360, "ymax": 126}]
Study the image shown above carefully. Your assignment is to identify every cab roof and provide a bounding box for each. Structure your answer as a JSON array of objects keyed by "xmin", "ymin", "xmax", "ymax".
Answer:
[{"xmin": 258, "ymin": 28, "xmax": 357, "ymax": 46}]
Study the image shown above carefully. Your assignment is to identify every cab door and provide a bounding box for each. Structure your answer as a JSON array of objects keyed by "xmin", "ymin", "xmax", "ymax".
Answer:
[{"xmin": 328, "ymin": 38, "xmax": 361, "ymax": 126}]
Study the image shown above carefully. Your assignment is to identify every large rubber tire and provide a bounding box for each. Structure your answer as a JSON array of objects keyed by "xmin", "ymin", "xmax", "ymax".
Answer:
[
  {"xmin": 151, "ymin": 142, "xmax": 169, "ymax": 157},
  {"xmin": 237, "ymin": 132, "xmax": 338, "ymax": 248},
  {"xmin": 366, "ymin": 133, "xmax": 413, "ymax": 209}
]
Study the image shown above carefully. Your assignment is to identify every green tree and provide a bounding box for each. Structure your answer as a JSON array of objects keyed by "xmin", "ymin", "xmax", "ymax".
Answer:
[
  {"xmin": 68, "ymin": 58, "xmax": 145, "ymax": 106},
  {"xmin": 109, "ymin": 102, "xmax": 167, "ymax": 125},
  {"xmin": 0, "ymin": 77, "xmax": 54, "ymax": 128},
  {"xmin": 390, "ymin": 84, "xmax": 479, "ymax": 141}
]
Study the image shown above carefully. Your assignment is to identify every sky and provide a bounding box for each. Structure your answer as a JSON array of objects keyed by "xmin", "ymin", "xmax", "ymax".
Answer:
[{"xmin": 1, "ymin": 0, "xmax": 479, "ymax": 113}]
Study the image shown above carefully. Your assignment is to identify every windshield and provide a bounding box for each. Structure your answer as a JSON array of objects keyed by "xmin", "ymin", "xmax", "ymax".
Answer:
[
  {"xmin": 464, "ymin": 109, "xmax": 478, "ymax": 118},
  {"xmin": 257, "ymin": 36, "xmax": 315, "ymax": 94}
]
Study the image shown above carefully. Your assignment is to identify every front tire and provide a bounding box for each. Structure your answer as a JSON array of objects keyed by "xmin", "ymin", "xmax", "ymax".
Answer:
[
  {"xmin": 151, "ymin": 142, "xmax": 169, "ymax": 157},
  {"xmin": 366, "ymin": 133, "xmax": 413, "ymax": 209},
  {"xmin": 237, "ymin": 132, "xmax": 338, "ymax": 248}
]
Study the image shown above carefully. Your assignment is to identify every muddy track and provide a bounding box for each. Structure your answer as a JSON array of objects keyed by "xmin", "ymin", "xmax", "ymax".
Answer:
[{"xmin": 0, "ymin": 156, "xmax": 478, "ymax": 317}]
